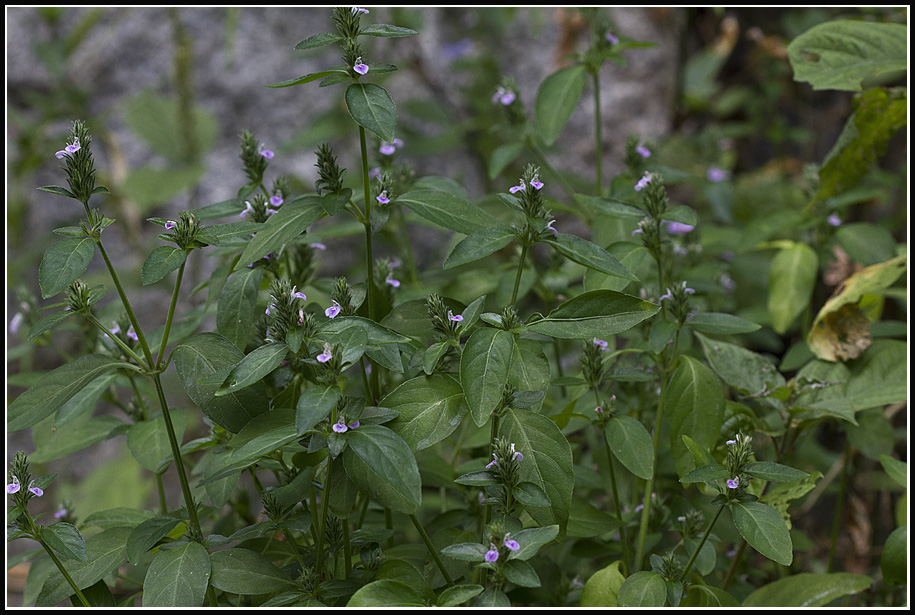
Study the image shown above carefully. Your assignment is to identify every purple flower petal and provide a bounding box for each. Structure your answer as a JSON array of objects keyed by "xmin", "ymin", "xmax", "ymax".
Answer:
[
  {"xmin": 727, "ymin": 477, "xmax": 739, "ymax": 489},
  {"xmin": 606, "ymin": 32, "xmax": 619, "ymax": 45},
  {"xmin": 326, "ymin": 302, "xmax": 342, "ymax": 319},
  {"xmin": 706, "ymin": 167, "xmax": 730, "ymax": 182},
  {"xmin": 385, "ymin": 277, "xmax": 400, "ymax": 288},
  {"xmin": 260, "ymin": 149, "xmax": 274, "ymax": 160},
  {"xmin": 165, "ymin": 220, "xmax": 177, "ymax": 230},
  {"xmin": 270, "ymin": 195, "xmax": 284, "ymax": 207},
  {"xmin": 332, "ymin": 420, "xmax": 348, "ymax": 433},
  {"xmin": 634, "ymin": 173, "xmax": 652, "ymax": 192},
  {"xmin": 448, "ymin": 310, "xmax": 463, "ymax": 322},
  {"xmin": 636, "ymin": 145, "xmax": 651, "ymax": 158},
  {"xmin": 379, "ymin": 142, "xmax": 396, "ymax": 156},
  {"xmin": 354, "ymin": 61, "xmax": 369, "ymax": 75},
  {"xmin": 484, "ymin": 547, "xmax": 499, "ymax": 563},
  {"xmin": 666, "ymin": 221, "xmax": 695, "ymax": 236},
  {"xmin": 504, "ymin": 537, "xmax": 520, "ymax": 552},
  {"xmin": 509, "ymin": 180, "xmax": 525, "ymax": 194},
  {"xmin": 827, "ymin": 214, "xmax": 842, "ymax": 227},
  {"xmin": 348, "ymin": 420, "xmax": 360, "ymax": 430}
]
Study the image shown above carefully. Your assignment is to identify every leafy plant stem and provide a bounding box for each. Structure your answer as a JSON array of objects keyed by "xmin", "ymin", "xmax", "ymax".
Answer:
[
  {"xmin": 155, "ymin": 259, "xmax": 187, "ymax": 370},
  {"xmin": 27, "ymin": 511, "xmax": 90, "ymax": 607},
  {"xmin": 592, "ymin": 70, "xmax": 603, "ymax": 197},
  {"xmin": 316, "ymin": 458, "xmax": 333, "ymax": 578},
  {"xmin": 359, "ymin": 126, "xmax": 377, "ymax": 323},
  {"xmin": 679, "ymin": 504, "xmax": 725, "ymax": 582},
  {"xmin": 634, "ymin": 364, "xmax": 669, "ymax": 570},
  {"xmin": 410, "ymin": 514, "xmax": 454, "ymax": 587},
  {"xmin": 510, "ymin": 244, "xmax": 529, "ymax": 306},
  {"xmin": 600, "ymin": 422, "xmax": 631, "ymax": 577},
  {"xmin": 827, "ymin": 440, "xmax": 852, "ymax": 572},
  {"xmin": 281, "ymin": 526, "xmax": 307, "ymax": 571},
  {"xmin": 86, "ymin": 313, "xmax": 146, "ymax": 365}
]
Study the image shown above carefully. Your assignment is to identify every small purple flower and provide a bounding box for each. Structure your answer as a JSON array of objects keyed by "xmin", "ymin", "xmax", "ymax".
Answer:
[
  {"xmin": 379, "ymin": 138, "xmax": 403, "ymax": 156},
  {"xmin": 726, "ymin": 438, "xmax": 737, "ymax": 446},
  {"xmin": 706, "ymin": 167, "xmax": 730, "ymax": 182},
  {"xmin": 9, "ymin": 312, "xmax": 24, "ymax": 335},
  {"xmin": 492, "ymin": 86, "xmax": 515, "ymax": 106},
  {"xmin": 631, "ymin": 227, "xmax": 643, "ymax": 236},
  {"xmin": 352, "ymin": 7, "xmax": 369, "ymax": 15},
  {"xmin": 448, "ymin": 310, "xmax": 463, "ymax": 322},
  {"xmin": 266, "ymin": 207, "xmax": 278, "ymax": 216},
  {"xmin": 442, "ymin": 38, "xmax": 474, "ymax": 62},
  {"xmin": 484, "ymin": 545, "xmax": 499, "ymax": 563},
  {"xmin": 636, "ymin": 145, "xmax": 651, "ymax": 159},
  {"xmin": 266, "ymin": 305, "xmax": 272, "ymax": 316},
  {"xmin": 485, "ymin": 454, "xmax": 498, "ymax": 470},
  {"xmin": 606, "ymin": 32, "xmax": 620, "ymax": 45},
  {"xmin": 594, "ymin": 406, "xmax": 603, "ymax": 415},
  {"xmin": 721, "ymin": 273, "xmax": 737, "ymax": 291},
  {"xmin": 317, "ymin": 342, "xmax": 333, "ymax": 364},
  {"xmin": 55, "ymin": 137, "xmax": 80, "ymax": 159},
  {"xmin": 54, "ymin": 507, "xmax": 68, "ymax": 519},
  {"xmin": 634, "ymin": 172, "xmax": 652, "ymax": 192},
  {"xmin": 659, "ymin": 290, "xmax": 673, "ymax": 302},
  {"xmin": 385, "ymin": 277, "xmax": 400, "ymax": 288},
  {"xmin": 260, "ymin": 147, "xmax": 275, "ymax": 160},
  {"xmin": 239, "ymin": 201, "xmax": 255, "ymax": 218},
  {"xmin": 348, "ymin": 420, "xmax": 360, "ymax": 430},
  {"xmin": 666, "ymin": 221, "xmax": 695, "ymax": 236},
  {"xmin": 503, "ymin": 534, "xmax": 520, "ymax": 552},
  {"xmin": 310, "ymin": 242, "xmax": 327, "ymax": 251},
  {"xmin": 270, "ymin": 195, "xmax": 284, "ymax": 208},
  {"xmin": 509, "ymin": 180, "xmax": 525, "ymax": 194},
  {"xmin": 297, "ymin": 308, "xmax": 305, "ymax": 325},
  {"xmin": 354, "ymin": 58, "xmax": 369, "ymax": 75},
  {"xmin": 376, "ymin": 190, "xmax": 390, "ymax": 205},
  {"xmin": 165, "ymin": 220, "xmax": 177, "ymax": 230},
  {"xmin": 827, "ymin": 214, "xmax": 842, "ymax": 227},
  {"xmin": 593, "ymin": 337, "xmax": 609, "ymax": 351},
  {"xmin": 684, "ymin": 286, "xmax": 696, "ymax": 295},
  {"xmin": 727, "ymin": 477, "xmax": 739, "ymax": 489},
  {"xmin": 28, "ymin": 482, "xmax": 43, "ymax": 497},
  {"xmin": 291, "ymin": 287, "xmax": 307, "ymax": 301},
  {"xmin": 332, "ymin": 420, "xmax": 348, "ymax": 434},
  {"xmin": 510, "ymin": 443, "xmax": 523, "ymax": 462},
  {"xmin": 325, "ymin": 301, "xmax": 342, "ymax": 319},
  {"xmin": 544, "ymin": 219, "xmax": 558, "ymax": 238},
  {"xmin": 7, "ymin": 476, "xmax": 20, "ymax": 494},
  {"xmin": 530, "ymin": 175, "xmax": 544, "ymax": 190},
  {"xmin": 127, "ymin": 326, "xmax": 138, "ymax": 342}
]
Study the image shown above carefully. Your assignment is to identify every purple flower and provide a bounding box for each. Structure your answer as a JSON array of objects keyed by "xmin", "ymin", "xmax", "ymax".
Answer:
[
  {"xmin": 510, "ymin": 443, "xmax": 523, "ymax": 462},
  {"xmin": 448, "ymin": 310, "xmax": 463, "ymax": 322},
  {"xmin": 326, "ymin": 301, "xmax": 342, "ymax": 319},
  {"xmin": 352, "ymin": 7, "xmax": 369, "ymax": 15},
  {"xmin": 544, "ymin": 219, "xmax": 558, "ymax": 238},
  {"xmin": 636, "ymin": 145, "xmax": 651, "ymax": 159},
  {"xmin": 348, "ymin": 420, "xmax": 360, "ymax": 430},
  {"xmin": 266, "ymin": 207, "xmax": 278, "ymax": 216},
  {"xmin": 317, "ymin": 342, "xmax": 333, "ymax": 364},
  {"xmin": 666, "ymin": 221, "xmax": 695, "ymax": 236},
  {"xmin": 727, "ymin": 477, "xmax": 739, "ymax": 489},
  {"xmin": 9, "ymin": 312, "xmax": 24, "ymax": 335},
  {"xmin": 297, "ymin": 309, "xmax": 305, "ymax": 325},
  {"xmin": 726, "ymin": 438, "xmax": 737, "ymax": 446},
  {"xmin": 509, "ymin": 180, "xmax": 525, "ymax": 194},
  {"xmin": 484, "ymin": 546, "xmax": 499, "ymax": 563},
  {"xmin": 706, "ymin": 167, "xmax": 730, "ymax": 182},
  {"xmin": 593, "ymin": 338, "xmax": 609, "ymax": 351},
  {"xmin": 28, "ymin": 482, "xmax": 43, "ymax": 497},
  {"xmin": 266, "ymin": 305, "xmax": 272, "ymax": 316},
  {"xmin": 594, "ymin": 406, "xmax": 603, "ymax": 415},
  {"xmin": 659, "ymin": 290, "xmax": 673, "ymax": 302},
  {"xmin": 126, "ymin": 326, "xmax": 139, "ymax": 341},
  {"xmin": 442, "ymin": 38, "xmax": 474, "ymax": 62},
  {"xmin": 55, "ymin": 507, "xmax": 68, "ymax": 519},
  {"xmin": 270, "ymin": 195, "xmax": 284, "ymax": 208},
  {"xmin": 827, "ymin": 214, "xmax": 842, "ymax": 227},
  {"xmin": 260, "ymin": 147, "xmax": 275, "ymax": 160},
  {"xmin": 54, "ymin": 137, "xmax": 80, "ymax": 159},
  {"xmin": 606, "ymin": 32, "xmax": 620, "ymax": 45},
  {"xmin": 332, "ymin": 420, "xmax": 348, "ymax": 434},
  {"xmin": 721, "ymin": 273, "xmax": 737, "ymax": 291},
  {"xmin": 354, "ymin": 58, "xmax": 369, "ymax": 75},
  {"xmin": 503, "ymin": 534, "xmax": 520, "ymax": 552},
  {"xmin": 165, "ymin": 220, "xmax": 177, "ymax": 230},
  {"xmin": 634, "ymin": 172, "xmax": 651, "ymax": 192},
  {"xmin": 7, "ymin": 476, "xmax": 20, "ymax": 494},
  {"xmin": 492, "ymin": 86, "xmax": 515, "ymax": 106},
  {"xmin": 376, "ymin": 190, "xmax": 390, "ymax": 205},
  {"xmin": 385, "ymin": 277, "xmax": 400, "ymax": 288},
  {"xmin": 239, "ymin": 201, "xmax": 255, "ymax": 218},
  {"xmin": 291, "ymin": 287, "xmax": 307, "ymax": 301},
  {"xmin": 310, "ymin": 242, "xmax": 327, "ymax": 251},
  {"xmin": 379, "ymin": 138, "xmax": 403, "ymax": 156},
  {"xmin": 530, "ymin": 175, "xmax": 544, "ymax": 190},
  {"xmin": 485, "ymin": 455, "xmax": 498, "ymax": 470},
  {"xmin": 109, "ymin": 323, "xmax": 121, "ymax": 336}
]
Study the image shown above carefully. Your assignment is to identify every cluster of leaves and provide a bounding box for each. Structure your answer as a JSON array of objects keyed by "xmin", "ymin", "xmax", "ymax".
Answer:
[{"xmin": 7, "ymin": 7, "xmax": 907, "ymax": 609}]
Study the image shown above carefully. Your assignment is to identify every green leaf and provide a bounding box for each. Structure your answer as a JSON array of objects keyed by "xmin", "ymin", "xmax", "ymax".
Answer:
[
  {"xmin": 742, "ymin": 572, "xmax": 872, "ymax": 607},
  {"xmin": 836, "ymin": 222, "xmax": 898, "ymax": 267},
  {"xmin": 345, "ymin": 82, "xmax": 397, "ymax": 142},
  {"xmin": 681, "ymin": 585, "xmax": 740, "ymax": 607},
  {"xmin": 731, "ymin": 501, "xmax": 793, "ymax": 566},
  {"xmin": 126, "ymin": 516, "xmax": 183, "ymax": 565},
  {"xmin": 787, "ymin": 20, "xmax": 907, "ymax": 91},
  {"xmin": 501, "ymin": 407, "xmax": 574, "ymax": 536},
  {"xmin": 36, "ymin": 527, "xmax": 130, "ymax": 607},
  {"xmin": 216, "ymin": 266, "xmax": 264, "ymax": 349},
  {"xmin": 38, "ymin": 237, "xmax": 96, "ymax": 299},
  {"xmin": 489, "ymin": 142, "xmax": 525, "ymax": 179},
  {"xmin": 293, "ymin": 31, "xmax": 342, "ymax": 50},
  {"xmin": 879, "ymin": 455, "xmax": 907, "ymax": 489},
  {"xmin": 126, "ymin": 410, "xmax": 187, "ymax": 473},
  {"xmin": 605, "ymin": 415, "xmax": 654, "ymax": 480},
  {"xmin": 42, "ymin": 522, "xmax": 87, "ymax": 562},
  {"xmin": 30, "ymin": 415, "xmax": 124, "ymax": 465},
  {"xmin": 8, "ymin": 354, "xmax": 140, "ymax": 432},
  {"xmin": 503, "ymin": 559, "xmax": 541, "ymax": 588},
  {"xmin": 617, "ymin": 571, "xmax": 668, "ymax": 607},
  {"xmin": 443, "ymin": 227, "xmax": 515, "ymax": 269},
  {"xmin": 545, "ymin": 233, "xmax": 638, "ymax": 281},
  {"xmin": 742, "ymin": 461, "xmax": 809, "ymax": 483},
  {"xmin": 360, "ymin": 23, "xmax": 418, "ymax": 38},
  {"xmin": 383, "ymin": 374, "xmax": 468, "ymax": 451},
  {"xmin": 395, "ymin": 190, "xmax": 501, "ymax": 235},
  {"xmin": 696, "ymin": 332, "xmax": 786, "ymax": 396},
  {"xmin": 208, "ymin": 548, "xmax": 296, "ymax": 595},
  {"xmin": 760, "ymin": 471, "xmax": 822, "ymax": 529},
  {"xmin": 525, "ymin": 290, "xmax": 659, "ymax": 339},
  {"xmin": 296, "ymin": 385, "xmax": 342, "ymax": 434},
  {"xmin": 460, "ymin": 329, "xmax": 514, "ymax": 427},
  {"xmin": 216, "ymin": 342, "xmax": 288, "ymax": 396},
  {"xmin": 267, "ymin": 68, "xmax": 348, "ymax": 88},
  {"xmin": 172, "ymin": 333, "xmax": 269, "ymax": 433},
  {"xmin": 142, "ymin": 542, "xmax": 211, "ymax": 607},
  {"xmin": 679, "ymin": 462, "xmax": 729, "ymax": 485},
  {"xmin": 512, "ymin": 481, "xmax": 551, "ymax": 507},
  {"xmin": 121, "ymin": 165, "xmax": 206, "ymax": 212},
  {"xmin": 343, "ymin": 425, "xmax": 422, "ymax": 515},
  {"xmin": 474, "ymin": 588, "xmax": 511, "ymax": 607},
  {"xmin": 27, "ymin": 309, "xmax": 76, "ymax": 340},
  {"xmin": 846, "ymin": 408, "xmax": 895, "ymax": 461},
  {"xmin": 141, "ymin": 245, "xmax": 187, "ymax": 286},
  {"xmin": 881, "ymin": 526, "xmax": 906, "ymax": 586},
  {"xmin": 441, "ymin": 542, "xmax": 488, "ymax": 562},
  {"xmin": 580, "ymin": 561, "xmax": 625, "ymax": 607},
  {"xmin": 347, "ymin": 579, "xmax": 426, "ymax": 607},
  {"xmin": 768, "ymin": 241, "xmax": 818, "ymax": 334},
  {"xmin": 535, "ymin": 64, "xmax": 587, "ymax": 146},
  {"xmin": 38, "ymin": 185, "xmax": 77, "ymax": 199},
  {"xmin": 507, "ymin": 525, "xmax": 560, "ymax": 561},
  {"xmin": 227, "ymin": 408, "xmax": 298, "ymax": 470},
  {"xmin": 236, "ymin": 195, "xmax": 324, "ymax": 269},
  {"xmin": 437, "ymin": 585, "xmax": 484, "ymax": 607},
  {"xmin": 686, "ymin": 312, "xmax": 761, "ymax": 335},
  {"xmin": 667, "ymin": 356, "xmax": 726, "ymax": 479}
]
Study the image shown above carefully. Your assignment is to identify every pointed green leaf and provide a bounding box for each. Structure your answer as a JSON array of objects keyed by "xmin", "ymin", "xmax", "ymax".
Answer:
[
  {"xmin": 127, "ymin": 410, "xmax": 188, "ymax": 473},
  {"xmin": 444, "ymin": 226, "xmax": 515, "ymax": 269},
  {"xmin": 667, "ymin": 356, "xmax": 726, "ymax": 478},
  {"xmin": 141, "ymin": 245, "xmax": 187, "ymax": 286},
  {"xmin": 216, "ymin": 265, "xmax": 264, "ymax": 349},
  {"xmin": 142, "ymin": 541, "xmax": 210, "ymax": 607},
  {"xmin": 545, "ymin": 233, "xmax": 638, "ymax": 281},
  {"xmin": 742, "ymin": 572, "xmax": 872, "ymax": 607},
  {"xmin": 686, "ymin": 312, "xmax": 761, "ymax": 335},
  {"xmin": 506, "ymin": 525, "xmax": 560, "ymax": 561},
  {"xmin": 489, "ymin": 142, "xmax": 525, "ymax": 179},
  {"xmin": 343, "ymin": 425, "xmax": 422, "ymax": 514},
  {"xmin": 580, "ymin": 561, "xmax": 625, "ymax": 607},
  {"xmin": 617, "ymin": 571, "xmax": 668, "ymax": 607},
  {"xmin": 126, "ymin": 516, "xmax": 183, "ymax": 565},
  {"xmin": 360, "ymin": 23, "xmax": 418, "ymax": 37},
  {"xmin": 881, "ymin": 526, "xmax": 906, "ymax": 586},
  {"xmin": 296, "ymin": 385, "xmax": 342, "ymax": 434},
  {"xmin": 266, "ymin": 68, "xmax": 347, "ymax": 88},
  {"xmin": 525, "ymin": 290, "xmax": 659, "ymax": 339},
  {"xmin": 293, "ymin": 31, "xmax": 343, "ymax": 50},
  {"xmin": 461, "ymin": 329, "xmax": 514, "ymax": 427},
  {"xmin": 236, "ymin": 195, "xmax": 324, "ymax": 269},
  {"xmin": 696, "ymin": 332, "xmax": 786, "ymax": 396},
  {"xmin": 216, "ymin": 342, "xmax": 288, "ymax": 396},
  {"xmin": 503, "ymin": 559, "xmax": 541, "ymax": 587},
  {"xmin": 42, "ymin": 522, "xmax": 87, "ymax": 562},
  {"xmin": 383, "ymin": 374, "xmax": 468, "ymax": 451},
  {"xmin": 38, "ymin": 185, "xmax": 77, "ymax": 199},
  {"xmin": 27, "ymin": 309, "xmax": 76, "ymax": 340},
  {"xmin": 36, "ymin": 527, "xmax": 131, "ymax": 607},
  {"xmin": 345, "ymin": 82, "xmax": 397, "ymax": 142},
  {"xmin": 347, "ymin": 579, "xmax": 426, "ymax": 607},
  {"xmin": 605, "ymin": 415, "xmax": 654, "ymax": 480},
  {"xmin": 731, "ymin": 501, "xmax": 793, "ymax": 566},
  {"xmin": 536, "ymin": 64, "xmax": 587, "ymax": 145},
  {"xmin": 768, "ymin": 242, "xmax": 818, "ymax": 334},
  {"xmin": 438, "ymin": 585, "xmax": 485, "ymax": 607},
  {"xmin": 395, "ymin": 190, "xmax": 501, "ymax": 235},
  {"xmin": 743, "ymin": 461, "xmax": 809, "ymax": 483},
  {"xmin": 38, "ymin": 237, "xmax": 96, "ymax": 299},
  {"xmin": 208, "ymin": 548, "xmax": 296, "ymax": 595}
]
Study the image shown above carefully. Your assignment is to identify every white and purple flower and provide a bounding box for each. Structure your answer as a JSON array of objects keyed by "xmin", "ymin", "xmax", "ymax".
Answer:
[
  {"xmin": 317, "ymin": 342, "xmax": 333, "ymax": 364},
  {"xmin": 54, "ymin": 137, "xmax": 80, "ymax": 159},
  {"xmin": 353, "ymin": 58, "xmax": 369, "ymax": 75}
]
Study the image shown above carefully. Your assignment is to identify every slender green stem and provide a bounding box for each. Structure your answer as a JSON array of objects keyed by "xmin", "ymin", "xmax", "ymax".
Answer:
[
  {"xmin": 679, "ymin": 505, "xmax": 725, "ymax": 582},
  {"xmin": 342, "ymin": 517, "xmax": 353, "ymax": 577},
  {"xmin": 410, "ymin": 514, "xmax": 454, "ymax": 587},
  {"xmin": 600, "ymin": 422, "xmax": 632, "ymax": 577},
  {"xmin": 358, "ymin": 126, "xmax": 376, "ymax": 322},
  {"xmin": 384, "ymin": 508, "xmax": 394, "ymax": 548},
  {"xmin": 156, "ymin": 260, "xmax": 187, "ymax": 369},
  {"xmin": 510, "ymin": 245, "xmax": 529, "ymax": 306},
  {"xmin": 86, "ymin": 313, "xmax": 146, "ymax": 366},
  {"xmin": 316, "ymin": 458, "xmax": 333, "ymax": 578},
  {"xmin": 308, "ymin": 487, "xmax": 320, "ymax": 544},
  {"xmin": 281, "ymin": 527, "xmax": 307, "ymax": 570},
  {"xmin": 721, "ymin": 540, "xmax": 747, "ymax": 591},
  {"xmin": 38, "ymin": 534, "xmax": 90, "ymax": 606},
  {"xmin": 634, "ymin": 365, "xmax": 669, "ymax": 570},
  {"xmin": 828, "ymin": 441, "xmax": 852, "ymax": 572},
  {"xmin": 592, "ymin": 70, "xmax": 603, "ymax": 197}
]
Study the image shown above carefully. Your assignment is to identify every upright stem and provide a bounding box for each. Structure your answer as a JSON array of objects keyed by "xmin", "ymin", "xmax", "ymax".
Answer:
[
  {"xmin": 592, "ymin": 69, "xmax": 603, "ymax": 197},
  {"xmin": 38, "ymin": 534, "xmax": 90, "ymax": 606},
  {"xmin": 828, "ymin": 441, "xmax": 852, "ymax": 572},
  {"xmin": 679, "ymin": 505, "xmax": 725, "ymax": 582},
  {"xmin": 601, "ymin": 424, "xmax": 631, "ymax": 577},
  {"xmin": 510, "ymin": 245, "xmax": 530, "ymax": 306},
  {"xmin": 342, "ymin": 518, "xmax": 353, "ymax": 577},
  {"xmin": 358, "ymin": 126, "xmax": 376, "ymax": 323},
  {"xmin": 156, "ymin": 260, "xmax": 187, "ymax": 369},
  {"xmin": 410, "ymin": 514, "xmax": 454, "ymax": 587},
  {"xmin": 634, "ymin": 365, "xmax": 669, "ymax": 570},
  {"xmin": 316, "ymin": 458, "xmax": 333, "ymax": 578}
]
